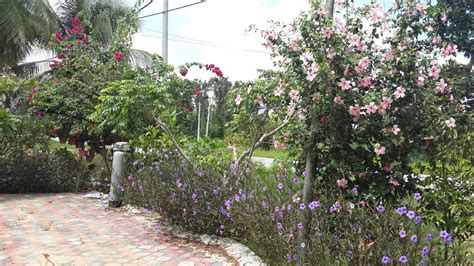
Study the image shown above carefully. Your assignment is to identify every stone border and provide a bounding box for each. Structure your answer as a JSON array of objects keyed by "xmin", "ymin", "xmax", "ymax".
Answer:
[{"xmin": 120, "ymin": 204, "xmax": 266, "ymax": 266}]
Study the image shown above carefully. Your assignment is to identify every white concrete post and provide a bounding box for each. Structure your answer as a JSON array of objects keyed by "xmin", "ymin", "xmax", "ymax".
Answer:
[{"xmin": 109, "ymin": 142, "xmax": 129, "ymax": 207}]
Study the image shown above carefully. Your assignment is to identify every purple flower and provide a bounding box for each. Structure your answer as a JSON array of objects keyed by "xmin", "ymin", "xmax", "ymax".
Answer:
[
  {"xmin": 299, "ymin": 203, "xmax": 306, "ymax": 210},
  {"xmin": 234, "ymin": 195, "xmax": 240, "ymax": 201},
  {"xmin": 229, "ymin": 163, "xmax": 239, "ymax": 175},
  {"xmin": 399, "ymin": 256, "xmax": 408, "ymax": 264},
  {"xmin": 426, "ymin": 233, "xmax": 432, "ymax": 242},
  {"xmin": 276, "ymin": 222, "xmax": 283, "ymax": 229},
  {"xmin": 329, "ymin": 202, "xmax": 342, "ymax": 213},
  {"xmin": 422, "ymin": 247, "xmax": 429, "ymax": 259},
  {"xmin": 351, "ymin": 187, "xmax": 358, "ymax": 195},
  {"xmin": 407, "ymin": 210, "xmax": 415, "ymax": 219},
  {"xmin": 309, "ymin": 201, "xmax": 321, "ymax": 210},
  {"xmin": 414, "ymin": 192, "xmax": 422, "ymax": 201},
  {"xmin": 277, "ymin": 183, "xmax": 283, "ymax": 190},
  {"xmin": 397, "ymin": 206, "xmax": 407, "ymax": 215},
  {"xmin": 192, "ymin": 193, "xmax": 197, "ymax": 201},
  {"xmin": 376, "ymin": 205, "xmax": 385, "ymax": 213},
  {"xmin": 410, "ymin": 235, "xmax": 418, "ymax": 243},
  {"xmin": 286, "ymin": 254, "xmax": 292, "ymax": 262},
  {"xmin": 212, "ymin": 188, "xmax": 219, "ymax": 195},
  {"xmin": 399, "ymin": 230, "xmax": 407, "ymax": 238},
  {"xmin": 440, "ymin": 230, "xmax": 449, "ymax": 238},
  {"xmin": 297, "ymin": 223, "xmax": 303, "ymax": 230},
  {"xmin": 293, "ymin": 178, "xmax": 300, "ymax": 184},
  {"xmin": 381, "ymin": 256, "xmax": 391, "ymax": 264},
  {"xmin": 415, "ymin": 216, "xmax": 422, "ymax": 225},
  {"xmin": 225, "ymin": 199, "xmax": 232, "ymax": 209},
  {"xmin": 444, "ymin": 234, "xmax": 452, "ymax": 244},
  {"xmin": 303, "ymin": 170, "xmax": 308, "ymax": 177}
]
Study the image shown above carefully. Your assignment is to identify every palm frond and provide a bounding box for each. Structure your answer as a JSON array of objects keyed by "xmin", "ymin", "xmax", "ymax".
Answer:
[{"xmin": 128, "ymin": 49, "xmax": 153, "ymax": 67}]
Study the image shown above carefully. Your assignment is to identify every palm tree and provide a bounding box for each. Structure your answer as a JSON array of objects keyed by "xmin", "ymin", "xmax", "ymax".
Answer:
[
  {"xmin": 0, "ymin": 0, "xmax": 150, "ymax": 76},
  {"xmin": 0, "ymin": 0, "xmax": 59, "ymax": 70}
]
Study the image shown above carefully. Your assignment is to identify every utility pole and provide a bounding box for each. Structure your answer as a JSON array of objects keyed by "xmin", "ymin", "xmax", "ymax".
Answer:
[
  {"xmin": 205, "ymin": 98, "xmax": 211, "ymax": 137},
  {"xmin": 197, "ymin": 102, "xmax": 201, "ymax": 141},
  {"xmin": 162, "ymin": 0, "xmax": 169, "ymax": 62}
]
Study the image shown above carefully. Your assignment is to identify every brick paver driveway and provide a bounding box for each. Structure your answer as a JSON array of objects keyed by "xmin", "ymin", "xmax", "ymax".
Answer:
[{"xmin": 0, "ymin": 194, "xmax": 232, "ymax": 265}]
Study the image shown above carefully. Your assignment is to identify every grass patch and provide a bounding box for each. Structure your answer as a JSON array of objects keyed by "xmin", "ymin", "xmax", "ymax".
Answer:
[{"xmin": 48, "ymin": 139, "xmax": 76, "ymax": 151}]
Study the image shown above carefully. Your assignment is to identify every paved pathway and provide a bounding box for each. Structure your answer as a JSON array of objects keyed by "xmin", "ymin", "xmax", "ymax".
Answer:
[{"xmin": 0, "ymin": 193, "xmax": 232, "ymax": 265}]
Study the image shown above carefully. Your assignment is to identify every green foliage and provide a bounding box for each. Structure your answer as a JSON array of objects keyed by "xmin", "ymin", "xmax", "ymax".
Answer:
[{"xmin": 92, "ymin": 73, "xmax": 171, "ymax": 140}]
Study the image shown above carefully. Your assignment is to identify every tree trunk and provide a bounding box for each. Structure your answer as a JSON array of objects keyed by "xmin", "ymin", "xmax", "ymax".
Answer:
[
  {"xmin": 298, "ymin": 0, "xmax": 334, "ymax": 263},
  {"xmin": 298, "ymin": 116, "xmax": 318, "ymax": 263}
]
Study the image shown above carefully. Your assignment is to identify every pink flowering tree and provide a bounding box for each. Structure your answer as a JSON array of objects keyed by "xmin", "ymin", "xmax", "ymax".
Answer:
[
  {"xmin": 245, "ymin": 0, "xmax": 467, "ymax": 196},
  {"xmin": 234, "ymin": 0, "xmax": 472, "ymax": 256}
]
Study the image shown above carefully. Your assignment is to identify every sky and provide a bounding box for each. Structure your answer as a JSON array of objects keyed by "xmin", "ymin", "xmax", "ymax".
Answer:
[{"xmin": 132, "ymin": 0, "xmax": 310, "ymax": 81}]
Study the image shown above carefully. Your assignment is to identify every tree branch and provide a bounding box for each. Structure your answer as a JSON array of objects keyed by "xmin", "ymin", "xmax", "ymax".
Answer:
[
  {"xmin": 154, "ymin": 117, "xmax": 190, "ymax": 163},
  {"xmin": 237, "ymin": 115, "xmax": 293, "ymax": 164}
]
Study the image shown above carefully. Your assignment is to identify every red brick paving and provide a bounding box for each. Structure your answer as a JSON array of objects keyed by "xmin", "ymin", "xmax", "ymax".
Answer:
[{"xmin": 0, "ymin": 193, "xmax": 231, "ymax": 265}]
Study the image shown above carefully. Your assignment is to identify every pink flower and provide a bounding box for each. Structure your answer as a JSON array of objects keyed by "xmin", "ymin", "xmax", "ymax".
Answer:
[
  {"xmin": 54, "ymin": 32, "xmax": 63, "ymax": 41},
  {"xmin": 27, "ymin": 96, "xmax": 33, "ymax": 102},
  {"xmin": 445, "ymin": 118, "xmax": 456, "ymax": 128},
  {"xmin": 322, "ymin": 28, "xmax": 333, "ymax": 39},
  {"xmin": 235, "ymin": 95, "xmax": 242, "ymax": 105},
  {"xmin": 274, "ymin": 84, "xmax": 284, "ymax": 96},
  {"xmin": 440, "ymin": 44, "xmax": 458, "ymax": 57},
  {"xmin": 334, "ymin": 96, "xmax": 344, "ymax": 105},
  {"xmin": 65, "ymin": 45, "xmax": 72, "ymax": 49},
  {"xmin": 37, "ymin": 111, "xmax": 44, "ymax": 117},
  {"xmin": 31, "ymin": 87, "xmax": 37, "ymax": 95},
  {"xmin": 384, "ymin": 163, "xmax": 393, "ymax": 172},
  {"xmin": 71, "ymin": 17, "xmax": 81, "ymax": 27},
  {"xmin": 335, "ymin": 0, "xmax": 345, "ymax": 9},
  {"xmin": 416, "ymin": 76, "xmax": 425, "ymax": 87},
  {"xmin": 416, "ymin": 3, "xmax": 428, "ymax": 16},
  {"xmin": 378, "ymin": 97, "xmax": 392, "ymax": 113},
  {"xmin": 358, "ymin": 76, "xmax": 372, "ymax": 88},
  {"xmin": 114, "ymin": 52, "xmax": 123, "ymax": 60},
  {"xmin": 388, "ymin": 177, "xmax": 400, "ymax": 186},
  {"xmin": 338, "ymin": 79, "xmax": 351, "ymax": 90},
  {"xmin": 365, "ymin": 102, "xmax": 378, "ymax": 114},
  {"xmin": 428, "ymin": 66, "xmax": 440, "ymax": 78},
  {"xmin": 349, "ymin": 104, "xmax": 361, "ymax": 122},
  {"xmin": 433, "ymin": 35, "xmax": 441, "ymax": 44},
  {"xmin": 82, "ymin": 35, "xmax": 89, "ymax": 43},
  {"xmin": 194, "ymin": 87, "xmax": 202, "ymax": 97},
  {"xmin": 374, "ymin": 143, "xmax": 386, "ymax": 155},
  {"xmin": 435, "ymin": 79, "xmax": 451, "ymax": 94},
  {"xmin": 289, "ymin": 90, "xmax": 299, "ymax": 101},
  {"xmin": 357, "ymin": 57, "xmax": 370, "ymax": 72},
  {"xmin": 394, "ymin": 86, "xmax": 406, "ymax": 99},
  {"xmin": 391, "ymin": 125, "xmax": 400, "ymax": 135},
  {"xmin": 337, "ymin": 178, "xmax": 348, "ymax": 189},
  {"xmin": 71, "ymin": 27, "xmax": 80, "ymax": 35}
]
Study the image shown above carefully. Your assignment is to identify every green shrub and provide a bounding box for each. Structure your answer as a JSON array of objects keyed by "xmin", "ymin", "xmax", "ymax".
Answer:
[{"xmin": 0, "ymin": 148, "xmax": 87, "ymax": 193}]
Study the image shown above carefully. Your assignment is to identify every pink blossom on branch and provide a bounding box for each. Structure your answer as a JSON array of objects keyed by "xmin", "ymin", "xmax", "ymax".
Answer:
[
  {"xmin": 445, "ymin": 118, "xmax": 456, "ymax": 128},
  {"xmin": 374, "ymin": 143, "xmax": 386, "ymax": 155}
]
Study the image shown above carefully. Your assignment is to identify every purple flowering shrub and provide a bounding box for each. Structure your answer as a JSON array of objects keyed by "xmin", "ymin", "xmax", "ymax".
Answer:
[
  {"xmin": 123, "ymin": 144, "xmax": 470, "ymax": 264},
  {"xmin": 0, "ymin": 148, "xmax": 86, "ymax": 193}
]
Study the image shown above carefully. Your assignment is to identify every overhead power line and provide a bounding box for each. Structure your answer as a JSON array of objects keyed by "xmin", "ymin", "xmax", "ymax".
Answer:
[
  {"xmin": 137, "ymin": 33, "xmax": 271, "ymax": 54},
  {"xmin": 139, "ymin": 0, "xmax": 206, "ymax": 19},
  {"xmin": 142, "ymin": 27, "xmax": 214, "ymax": 44}
]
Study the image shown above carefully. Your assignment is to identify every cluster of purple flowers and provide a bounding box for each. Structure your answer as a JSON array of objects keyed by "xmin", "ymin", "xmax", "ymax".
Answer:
[{"xmin": 440, "ymin": 230, "xmax": 452, "ymax": 244}]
